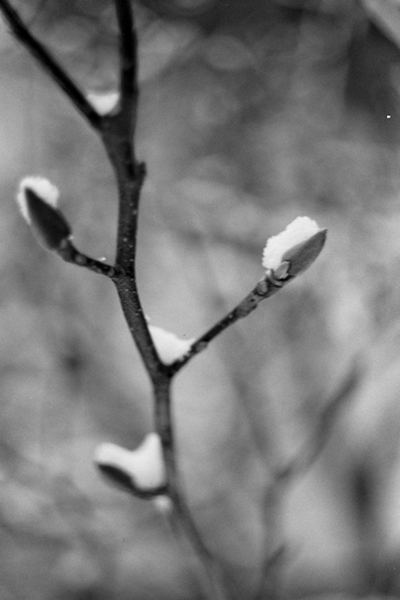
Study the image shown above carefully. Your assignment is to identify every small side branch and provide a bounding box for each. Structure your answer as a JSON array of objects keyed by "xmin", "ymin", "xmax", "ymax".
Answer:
[
  {"xmin": 0, "ymin": 0, "xmax": 102, "ymax": 130},
  {"xmin": 279, "ymin": 358, "xmax": 363, "ymax": 481},
  {"xmin": 57, "ymin": 239, "xmax": 123, "ymax": 280},
  {"xmin": 168, "ymin": 272, "xmax": 287, "ymax": 375},
  {"xmin": 169, "ymin": 225, "xmax": 327, "ymax": 375}
]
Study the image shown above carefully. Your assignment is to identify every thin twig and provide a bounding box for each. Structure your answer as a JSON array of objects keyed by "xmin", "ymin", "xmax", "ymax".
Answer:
[
  {"xmin": 253, "ymin": 361, "xmax": 362, "ymax": 596},
  {"xmin": 168, "ymin": 272, "xmax": 288, "ymax": 375},
  {"xmin": 111, "ymin": 160, "xmax": 146, "ymax": 275},
  {"xmin": 102, "ymin": 0, "xmax": 144, "ymax": 274},
  {"xmin": 114, "ymin": 0, "xmax": 139, "ymax": 135},
  {"xmin": 279, "ymin": 358, "xmax": 363, "ymax": 481},
  {"xmin": 0, "ymin": 0, "xmax": 102, "ymax": 130},
  {"xmin": 169, "ymin": 225, "xmax": 327, "ymax": 375},
  {"xmin": 57, "ymin": 239, "xmax": 123, "ymax": 280},
  {"xmin": 99, "ymin": 2, "xmax": 159, "ymax": 382}
]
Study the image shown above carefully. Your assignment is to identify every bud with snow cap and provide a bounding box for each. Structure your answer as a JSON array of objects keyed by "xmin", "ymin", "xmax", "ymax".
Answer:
[
  {"xmin": 262, "ymin": 216, "xmax": 327, "ymax": 283},
  {"xmin": 16, "ymin": 176, "xmax": 72, "ymax": 250},
  {"xmin": 94, "ymin": 433, "xmax": 167, "ymax": 498}
]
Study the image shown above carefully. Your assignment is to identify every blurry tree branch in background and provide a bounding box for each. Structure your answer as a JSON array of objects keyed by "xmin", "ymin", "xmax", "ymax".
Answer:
[
  {"xmin": 362, "ymin": 0, "xmax": 400, "ymax": 49},
  {"xmin": 280, "ymin": 357, "xmax": 364, "ymax": 482}
]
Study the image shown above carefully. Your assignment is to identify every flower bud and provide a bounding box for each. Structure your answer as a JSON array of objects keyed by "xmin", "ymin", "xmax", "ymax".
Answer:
[
  {"xmin": 281, "ymin": 228, "xmax": 327, "ymax": 277},
  {"xmin": 17, "ymin": 177, "xmax": 71, "ymax": 250},
  {"xmin": 94, "ymin": 433, "xmax": 167, "ymax": 498},
  {"xmin": 262, "ymin": 216, "xmax": 326, "ymax": 280}
]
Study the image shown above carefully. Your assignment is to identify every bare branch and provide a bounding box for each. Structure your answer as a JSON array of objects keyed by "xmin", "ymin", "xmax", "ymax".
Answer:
[
  {"xmin": 154, "ymin": 379, "xmax": 227, "ymax": 600},
  {"xmin": 111, "ymin": 160, "xmax": 146, "ymax": 275},
  {"xmin": 279, "ymin": 358, "xmax": 363, "ymax": 481},
  {"xmin": 113, "ymin": 277, "xmax": 163, "ymax": 380},
  {"xmin": 114, "ymin": 0, "xmax": 139, "ymax": 134},
  {"xmin": 57, "ymin": 239, "xmax": 123, "ymax": 280},
  {"xmin": 0, "ymin": 0, "xmax": 102, "ymax": 130},
  {"xmin": 103, "ymin": 1, "xmax": 143, "ymax": 276},
  {"xmin": 96, "ymin": 4, "xmax": 153, "ymax": 382},
  {"xmin": 168, "ymin": 272, "xmax": 291, "ymax": 375},
  {"xmin": 169, "ymin": 228, "xmax": 327, "ymax": 374},
  {"xmin": 102, "ymin": 5, "xmax": 230, "ymax": 584}
]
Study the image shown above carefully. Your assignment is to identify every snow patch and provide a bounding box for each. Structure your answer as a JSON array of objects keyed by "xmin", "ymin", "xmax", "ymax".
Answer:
[{"xmin": 262, "ymin": 216, "xmax": 321, "ymax": 270}]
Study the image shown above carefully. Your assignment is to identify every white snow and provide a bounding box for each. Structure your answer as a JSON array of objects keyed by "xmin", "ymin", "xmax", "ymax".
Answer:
[
  {"xmin": 94, "ymin": 433, "xmax": 166, "ymax": 490},
  {"xmin": 262, "ymin": 216, "xmax": 321, "ymax": 270},
  {"xmin": 149, "ymin": 325, "xmax": 194, "ymax": 364},
  {"xmin": 17, "ymin": 176, "xmax": 59, "ymax": 223},
  {"xmin": 153, "ymin": 495, "xmax": 173, "ymax": 513},
  {"xmin": 87, "ymin": 91, "xmax": 119, "ymax": 115}
]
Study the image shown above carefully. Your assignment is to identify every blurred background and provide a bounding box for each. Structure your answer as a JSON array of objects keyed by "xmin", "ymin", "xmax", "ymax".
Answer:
[{"xmin": 2, "ymin": 0, "xmax": 400, "ymax": 598}]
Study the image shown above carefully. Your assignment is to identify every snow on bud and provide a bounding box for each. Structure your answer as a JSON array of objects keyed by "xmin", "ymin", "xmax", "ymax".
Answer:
[
  {"xmin": 153, "ymin": 495, "xmax": 173, "ymax": 514},
  {"xmin": 16, "ymin": 177, "xmax": 71, "ymax": 250},
  {"xmin": 87, "ymin": 91, "xmax": 119, "ymax": 115},
  {"xmin": 262, "ymin": 216, "xmax": 326, "ymax": 279},
  {"xmin": 149, "ymin": 325, "xmax": 194, "ymax": 365},
  {"xmin": 94, "ymin": 433, "xmax": 167, "ymax": 497},
  {"xmin": 17, "ymin": 176, "xmax": 59, "ymax": 221}
]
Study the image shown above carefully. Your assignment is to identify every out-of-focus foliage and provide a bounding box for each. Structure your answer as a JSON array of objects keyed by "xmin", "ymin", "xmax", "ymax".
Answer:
[{"xmin": 2, "ymin": 0, "xmax": 400, "ymax": 598}]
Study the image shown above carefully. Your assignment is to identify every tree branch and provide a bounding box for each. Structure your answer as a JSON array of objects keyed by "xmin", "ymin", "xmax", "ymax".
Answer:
[
  {"xmin": 154, "ymin": 378, "xmax": 227, "ymax": 600},
  {"xmin": 168, "ymin": 271, "xmax": 291, "ymax": 375},
  {"xmin": 114, "ymin": 276, "xmax": 164, "ymax": 380},
  {"xmin": 0, "ymin": 0, "xmax": 102, "ymax": 130},
  {"xmin": 96, "ymin": 3, "xmax": 153, "ymax": 382},
  {"xmin": 108, "ymin": 157, "xmax": 145, "ymax": 275},
  {"xmin": 169, "ymin": 224, "xmax": 327, "ymax": 375},
  {"xmin": 102, "ymin": 1, "xmax": 142, "ymax": 275},
  {"xmin": 57, "ymin": 239, "xmax": 123, "ymax": 280},
  {"xmin": 114, "ymin": 0, "xmax": 139, "ymax": 135},
  {"xmin": 279, "ymin": 358, "xmax": 363, "ymax": 481}
]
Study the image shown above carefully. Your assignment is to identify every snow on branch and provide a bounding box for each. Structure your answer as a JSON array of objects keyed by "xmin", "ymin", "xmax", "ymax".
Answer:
[{"xmin": 149, "ymin": 325, "xmax": 194, "ymax": 365}]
